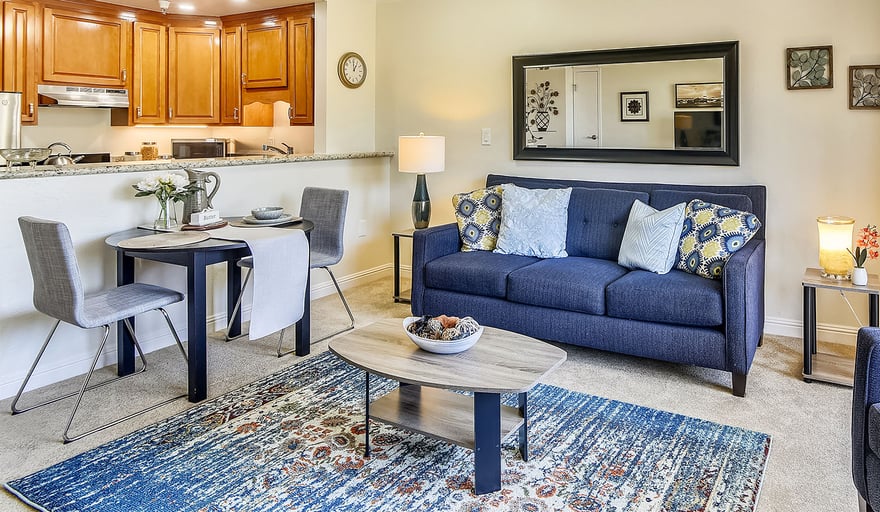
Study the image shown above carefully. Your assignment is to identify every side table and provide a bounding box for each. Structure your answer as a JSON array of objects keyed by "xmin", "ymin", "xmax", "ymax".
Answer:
[
  {"xmin": 802, "ymin": 267, "xmax": 880, "ymax": 386},
  {"xmin": 392, "ymin": 229, "xmax": 415, "ymax": 304}
]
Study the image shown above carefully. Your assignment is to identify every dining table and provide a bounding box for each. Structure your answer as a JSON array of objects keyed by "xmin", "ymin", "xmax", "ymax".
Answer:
[{"xmin": 104, "ymin": 219, "xmax": 315, "ymax": 403}]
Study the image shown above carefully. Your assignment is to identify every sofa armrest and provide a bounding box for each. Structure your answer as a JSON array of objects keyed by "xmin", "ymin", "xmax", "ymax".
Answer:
[
  {"xmin": 722, "ymin": 238, "xmax": 765, "ymax": 376},
  {"xmin": 853, "ymin": 328, "xmax": 880, "ymax": 500},
  {"xmin": 411, "ymin": 223, "xmax": 460, "ymax": 315}
]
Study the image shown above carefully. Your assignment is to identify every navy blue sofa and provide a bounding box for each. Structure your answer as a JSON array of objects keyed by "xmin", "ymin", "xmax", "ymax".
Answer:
[
  {"xmin": 411, "ymin": 174, "xmax": 766, "ymax": 396},
  {"xmin": 854, "ymin": 327, "xmax": 880, "ymax": 511}
]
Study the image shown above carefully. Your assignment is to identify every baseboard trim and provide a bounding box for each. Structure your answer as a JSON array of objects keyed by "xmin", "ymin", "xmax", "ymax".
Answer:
[{"xmin": 764, "ymin": 315, "xmax": 858, "ymax": 345}]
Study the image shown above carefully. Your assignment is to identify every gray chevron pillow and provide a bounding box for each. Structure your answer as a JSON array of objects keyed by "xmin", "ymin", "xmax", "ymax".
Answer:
[{"xmin": 618, "ymin": 199, "xmax": 686, "ymax": 274}]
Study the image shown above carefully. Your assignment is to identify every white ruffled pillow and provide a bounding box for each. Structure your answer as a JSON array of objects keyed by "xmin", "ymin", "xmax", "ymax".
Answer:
[
  {"xmin": 494, "ymin": 184, "xmax": 572, "ymax": 258},
  {"xmin": 617, "ymin": 199, "xmax": 686, "ymax": 274}
]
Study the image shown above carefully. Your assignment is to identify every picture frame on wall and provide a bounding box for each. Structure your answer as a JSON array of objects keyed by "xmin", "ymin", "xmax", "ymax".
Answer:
[
  {"xmin": 786, "ymin": 46, "xmax": 833, "ymax": 90},
  {"xmin": 849, "ymin": 65, "xmax": 880, "ymax": 109},
  {"xmin": 620, "ymin": 91, "xmax": 649, "ymax": 122},
  {"xmin": 674, "ymin": 83, "xmax": 723, "ymax": 108}
]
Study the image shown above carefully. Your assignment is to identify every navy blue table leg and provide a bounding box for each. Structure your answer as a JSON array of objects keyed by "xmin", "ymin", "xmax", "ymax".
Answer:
[
  {"xmin": 116, "ymin": 252, "xmax": 136, "ymax": 376},
  {"xmin": 364, "ymin": 371, "xmax": 371, "ymax": 458},
  {"xmin": 295, "ymin": 233, "xmax": 311, "ymax": 356},
  {"xmin": 518, "ymin": 392, "xmax": 529, "ymax": 462},
  {"xmin": 187, "ymin": 252, "xmax": 208, "ymax": 402},
  {"xmin": 473, "ymin": 392, "xmax": 502, "ymax": 495},
  {"xmin": 226, "ymin": 255, "xmax": 242, "ymax": 339}
]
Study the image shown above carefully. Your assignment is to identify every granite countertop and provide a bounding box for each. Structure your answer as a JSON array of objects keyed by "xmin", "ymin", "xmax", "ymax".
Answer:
[{"xmin": 0, "ymin": 152, "xmax": 394, "ymax": 180}]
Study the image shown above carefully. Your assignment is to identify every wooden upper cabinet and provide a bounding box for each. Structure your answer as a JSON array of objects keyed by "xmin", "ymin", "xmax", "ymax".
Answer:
[
  {"xmin": 168, "ymin": 26, "xmax": 220, "ymax": 124},
  {"xmin": 42, "ymin": 7, "xmax": 130, "ymax": 87},
  {"xmin": 221, "ymin": 24, "xmax": 242, "ymax": 124},
  {"xmin": 288, "ymin": 16, "xmax": 313, "ymax": 125},
  {"xmin": 3, "ymin": 1, "xmax": 38, "ymax": 124},
  {"xmin": 242, "ymin": 22, "xmax": 287, "ymax": 89},
  {"xmin": 132, "ymin": 21, "xmax": 166, "ymax": 124}
]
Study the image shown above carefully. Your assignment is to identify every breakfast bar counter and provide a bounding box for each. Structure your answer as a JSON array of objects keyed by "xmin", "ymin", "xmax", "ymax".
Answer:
[{"xmin": 0, "ymin": 151, "xmax": 393, "ymax": 180}]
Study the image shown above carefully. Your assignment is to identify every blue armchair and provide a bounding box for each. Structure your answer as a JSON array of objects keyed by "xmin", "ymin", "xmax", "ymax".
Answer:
[{"xmin": 853, "ymin": 327, "xmax": 880, "ymax": 511}]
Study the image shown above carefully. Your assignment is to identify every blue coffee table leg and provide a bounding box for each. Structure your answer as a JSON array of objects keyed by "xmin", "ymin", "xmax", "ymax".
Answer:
[
  {"xmin": 518, "ymin": 392, "xmax": 528, "ymax": 461},
  {"xmin": 473, "ymin": 392, "xmax": 501, "ymax": 495}
]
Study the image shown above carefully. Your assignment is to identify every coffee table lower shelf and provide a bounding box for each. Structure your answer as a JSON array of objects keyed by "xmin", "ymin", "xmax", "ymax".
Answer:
[{"xmin": 370, "ymin": 385, "xmax": 524, "ymax": 449}]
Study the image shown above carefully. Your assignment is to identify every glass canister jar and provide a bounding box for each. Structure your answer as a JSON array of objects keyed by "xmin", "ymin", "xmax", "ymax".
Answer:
[{"xmin": 141, "ymin": 142, "xmax": 158, "ymax": 161}]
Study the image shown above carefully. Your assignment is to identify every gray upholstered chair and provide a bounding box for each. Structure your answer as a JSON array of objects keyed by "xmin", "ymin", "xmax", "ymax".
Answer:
[
  {"xmin": 226, "ymin": 187, "xmax": 354, "ymax": 353},
  {"xmin": 13, "ymin": 217, "xmax": 188, "ymax": 443},
  {"xmin": 854, "ymin": 327, "xmax": 880, "ymax": 512}
]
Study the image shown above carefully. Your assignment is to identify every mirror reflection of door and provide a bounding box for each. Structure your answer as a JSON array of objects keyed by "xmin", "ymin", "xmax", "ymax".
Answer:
[{"xmin": 572, "ymin": 67, "xmax": 600, "ymax": 148}]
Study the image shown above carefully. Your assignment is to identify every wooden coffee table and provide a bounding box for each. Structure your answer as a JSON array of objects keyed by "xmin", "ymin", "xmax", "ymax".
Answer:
[{"xmin": 328, "ymin": 318, "xmax": 567, "ymax": 495}]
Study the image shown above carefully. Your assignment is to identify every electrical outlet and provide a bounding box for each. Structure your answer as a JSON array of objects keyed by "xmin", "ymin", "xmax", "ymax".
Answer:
[
  {"xmin": 267, "ymin": 137, "xmax": 275, "ymax": 146},
  {"xmin": 481, "ymin": 128, "xmax": 491, "ymax": 146}
]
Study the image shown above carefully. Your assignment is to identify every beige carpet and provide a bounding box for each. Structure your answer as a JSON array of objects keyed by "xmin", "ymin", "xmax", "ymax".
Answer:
[{"xmin": 0, "ymin": 275, "xmax": 856, "ymax": 511}]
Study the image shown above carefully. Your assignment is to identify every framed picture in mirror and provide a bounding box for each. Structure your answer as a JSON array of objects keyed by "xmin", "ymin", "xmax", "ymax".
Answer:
[
  {"xmin": 674, "ymin": 83, "xmax": 723, "ymax": 108},
  {"xmin": 620, "ymin": 92, "xmax": 649, "ymax": 122}
]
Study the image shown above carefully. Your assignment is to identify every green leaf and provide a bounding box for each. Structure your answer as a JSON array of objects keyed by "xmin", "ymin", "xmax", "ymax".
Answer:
[
  {"xmin": 810, "ymin": 49, "xmax": 819, "ymax": 59},
  {"xmin": 792, "ymin": 70, "xmax": 802, "ymax": 81},
  {"xmin": 819, "ymin": 49, "xmax": 829, "ymax": 58}
]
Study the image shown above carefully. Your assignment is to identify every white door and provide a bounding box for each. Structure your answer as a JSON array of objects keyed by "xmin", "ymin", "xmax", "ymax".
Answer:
[{"xmin": 572, "ymin": 69, "xmax": 600, "ymax": 147}]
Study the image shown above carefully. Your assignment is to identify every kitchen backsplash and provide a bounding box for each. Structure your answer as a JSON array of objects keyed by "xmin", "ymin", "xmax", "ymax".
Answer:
[{"xmin": 21, "ymin": 101, "xmax": 314, "ymax": 158}]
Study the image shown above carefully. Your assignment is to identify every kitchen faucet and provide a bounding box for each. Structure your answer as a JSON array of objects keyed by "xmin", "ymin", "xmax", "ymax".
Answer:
[{"xmin": 262, "ymin": 143, "xmax": 294, "ymax": 155}]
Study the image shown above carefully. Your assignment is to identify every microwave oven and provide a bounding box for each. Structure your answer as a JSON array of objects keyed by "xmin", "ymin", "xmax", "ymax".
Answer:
[{"xmin": 171, "ymin": 138, "xmax": 235, "ymax": 159}]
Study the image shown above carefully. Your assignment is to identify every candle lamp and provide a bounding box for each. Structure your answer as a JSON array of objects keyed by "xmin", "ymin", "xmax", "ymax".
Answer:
[{"xmin": 817, "ymin": 216, "xmax": 854, "ymax": 279}]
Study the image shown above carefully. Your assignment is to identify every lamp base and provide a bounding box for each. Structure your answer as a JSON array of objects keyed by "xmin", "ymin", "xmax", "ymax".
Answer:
[{"xmin": 412, "ymin": 200, "xmax": 431, "ymax": 229}]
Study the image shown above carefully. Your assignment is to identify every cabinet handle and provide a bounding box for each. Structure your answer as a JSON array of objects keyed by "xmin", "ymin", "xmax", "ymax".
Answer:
[
  {"xmin": 168, "ymin": 107, "xmax": 173, "ymax": 119},
  {"xmin": 136, "ymin": 106, "xmax": 142, "ymax": 118},
  {"xmin": 122, "ymin": 69, "xmax": 127, "ymax": 83},
  {"xmin": 28, "ymin": 103, "xmax": 33, "ymax": 115},
  {"xmin": 288, "ymin": 106, "xmax": 293, "ymax": 119},
  {"xmin": 241, "ymin": 73, "xmax": 247, "ymax": 85},
  {"xmin": 233, "ymin": 107, "xmax": 239, "ymax": 120}
]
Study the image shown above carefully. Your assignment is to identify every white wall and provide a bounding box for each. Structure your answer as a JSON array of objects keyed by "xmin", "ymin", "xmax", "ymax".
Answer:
[{"xmin": 376, "ymin": 0, "xmax": 880, "ymax": 341}]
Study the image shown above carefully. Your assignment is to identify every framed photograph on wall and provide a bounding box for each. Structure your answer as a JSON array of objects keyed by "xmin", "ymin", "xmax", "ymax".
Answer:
[
  {"xmin": 620, "ymin": 91, "xmax": 649, "ymax": 122},
  {"xmin": 786, "ymin": 46, "xmax": 833, "ymax": 90},
  {"xmin": 675, "ymin": 83, "xmax": 723, "ymax": 108},
  {"xmin": 849, "ymin": 65, "xmax": 880, "ymax": 109}
]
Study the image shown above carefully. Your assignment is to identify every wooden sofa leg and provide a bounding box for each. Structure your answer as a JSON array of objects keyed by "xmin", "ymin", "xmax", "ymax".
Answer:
[{"xmin": 732, "ymin": 372, "xmax": 747, "ymax": 397}]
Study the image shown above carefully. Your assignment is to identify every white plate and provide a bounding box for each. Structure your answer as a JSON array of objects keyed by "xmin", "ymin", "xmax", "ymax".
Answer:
[
  {"xmin": 117, "ymin": 231, "xmax": 210, "ymax": 249},
  {"xmin": 239, "ymin": 214, "xmax": 302, "ymax": 226},
  {"xmin": 402, "ymin": 316, "xmax": 483, "ymax": 354}
]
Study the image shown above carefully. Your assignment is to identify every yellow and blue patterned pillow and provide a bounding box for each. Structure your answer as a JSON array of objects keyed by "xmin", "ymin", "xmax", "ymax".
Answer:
[
  {"xmin": 676, "ymin": 199, "xmax": 761, "ymax": 279},
  {"xmin": 452, "ymin": 186, "xmax": 503, "ymax": 251}
]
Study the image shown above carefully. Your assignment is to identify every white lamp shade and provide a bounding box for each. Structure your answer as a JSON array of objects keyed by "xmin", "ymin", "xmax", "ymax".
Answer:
[{"xmin": 398, "ymin": 135, "xmax": 445, "ymax": 174}]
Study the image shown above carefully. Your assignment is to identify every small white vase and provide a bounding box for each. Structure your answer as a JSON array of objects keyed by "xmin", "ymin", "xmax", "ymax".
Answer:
[{"xmin": 852, "ymin": 267, "xmax": 868, "ymax": 286}]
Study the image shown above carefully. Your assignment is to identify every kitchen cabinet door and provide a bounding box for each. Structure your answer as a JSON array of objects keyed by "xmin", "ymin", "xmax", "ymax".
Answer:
[
  {"xmin": 2, "ymin": 1, "xmax": 37, "ymax": 124},
  {"xmin": 42, "ymin": 7, "xmax": 129, "ymax": 87},
  {"xmin": 288, "ymin": 16, "xmax": 313, "ymax": 125},
  {"xmin": 221, "ymin": 24, "xmax": 242, "ymax": 124},
  {"xmin": 242, "ymin": 22, "xmax": 286, "ymax": 89},
  {"xmin": 168, "ymin": 26, "xmax": 220, "ymax": 124},
  {"xmin": 132, "ymin": 21, "xmax": 166, "ymax": 124}
]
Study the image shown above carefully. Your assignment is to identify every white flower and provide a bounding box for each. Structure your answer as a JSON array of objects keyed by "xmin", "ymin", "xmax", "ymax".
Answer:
[{"xmin": 133, "ymin": 171, "xmax": 195, "ymax": 203}]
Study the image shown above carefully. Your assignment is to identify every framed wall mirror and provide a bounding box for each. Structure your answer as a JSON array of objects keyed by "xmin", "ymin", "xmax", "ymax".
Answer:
[{"xmin": 513, "ymin": 41, "xmax": 739, "ymax": 166}]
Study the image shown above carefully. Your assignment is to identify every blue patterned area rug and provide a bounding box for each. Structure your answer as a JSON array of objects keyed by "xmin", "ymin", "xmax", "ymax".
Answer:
[{"xmin": 5, "ymin": 351, "xmax": 770, "ymax": 511}]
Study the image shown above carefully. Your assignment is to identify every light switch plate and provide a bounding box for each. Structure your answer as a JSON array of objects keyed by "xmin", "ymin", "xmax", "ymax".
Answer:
[{"xmin": 481, "ymin": 128, "xmax": 491, "ymax": 146}]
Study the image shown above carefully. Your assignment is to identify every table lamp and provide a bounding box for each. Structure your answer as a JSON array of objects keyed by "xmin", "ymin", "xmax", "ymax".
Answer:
[
  {"xmin": 398, "ymin": 133, "xmax": 445, "ymax": 229},
  {"xmin": 817, "ymin": 216, "xmax": 854, "ymax": 279}
]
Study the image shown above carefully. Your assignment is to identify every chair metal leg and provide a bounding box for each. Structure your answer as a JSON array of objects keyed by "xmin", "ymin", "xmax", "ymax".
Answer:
[
  {"xmin": 225, "ymin": 267, "xmax": 252, "ymax": 341},
  {"xmin": 11, "ymin": 310, "xmax": 187, "ymax": 443},
  {"xmin": 310, "ymin": 266, "xmax": 355, "ymax": 344}
]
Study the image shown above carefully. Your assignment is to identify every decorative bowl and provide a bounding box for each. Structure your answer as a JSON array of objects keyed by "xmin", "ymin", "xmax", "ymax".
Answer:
[
  {"xmin": 251, "ymin": 206, "xmax": 284, "ymax": 220},
  {"xmin": 402, "ymin": 316, "xmax": 483, "ymax": 354},
  {"xmin": 0, "ymin": 148, "xmax": 52, "ymax": 167}
]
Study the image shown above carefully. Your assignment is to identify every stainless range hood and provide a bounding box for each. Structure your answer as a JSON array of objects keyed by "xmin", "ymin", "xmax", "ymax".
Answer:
[{"xmin": 38, "ymin": 85, "xmax": 129, "ymax": 108}]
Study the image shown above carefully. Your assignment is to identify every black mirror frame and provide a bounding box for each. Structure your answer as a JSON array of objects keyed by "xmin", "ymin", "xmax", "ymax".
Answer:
[{"xmin": 513, "ymin": 41, "xmax": 739, "ymax": 166}]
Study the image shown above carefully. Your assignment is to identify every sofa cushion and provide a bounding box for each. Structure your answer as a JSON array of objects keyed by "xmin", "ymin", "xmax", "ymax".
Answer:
[
  {"xmin": 452, "ymin": 186, "xmax": 503, "ymax": 251},
  {"xmin": 618, "ymin": 200, "xmax": 686, "ymax": 274},
  {"xmin": 425, "ymin": 251, "xmax": 540, "ymax": 298},
  {"xmin": 495, "ymin": 184, "xmax": 572, "ymax": 258},
  {"xmin": 507, "ymin": 257, "xmax": 628, "ymax": 315},
  {"xmin": 869, "ymin": 404, "xmax": 880, "ymax": 456},
  {"xmin": 650, "ymin": 189, "xmax": 754, "ymax": 215},
  {"xmin": 675, "ymin": 199, "xmax": 762, "ymax": 279},
  {"xmin": 605, "ymin": 269, "xmax": 724, "ymax": 326},
  {"xmin": 566, "ymin": 187, "xmax": 650, "ymax": 260}
]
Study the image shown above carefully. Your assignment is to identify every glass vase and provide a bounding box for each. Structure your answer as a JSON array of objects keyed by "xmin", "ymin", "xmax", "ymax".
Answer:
[{"xmin": 154, "ymin": 197, "xmax": 179, "ymax": 230}]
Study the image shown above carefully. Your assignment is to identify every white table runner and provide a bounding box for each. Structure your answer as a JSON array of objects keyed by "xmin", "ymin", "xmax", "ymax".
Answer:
[{"xmin": 209, "ymin": 226, "xmax": 309, "ymax": 340}]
